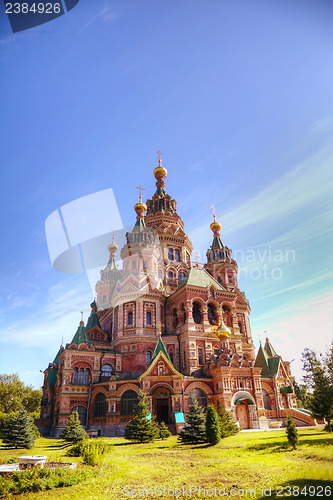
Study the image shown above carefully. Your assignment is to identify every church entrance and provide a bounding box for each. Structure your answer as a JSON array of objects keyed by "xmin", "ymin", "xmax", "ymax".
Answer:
[
  {"xmin": 235, "ymin": 401, "xmax": 249, "ymax": 429},
  {"xmin": 152, "ymin": 388, "xmax": 170, "ymax": 424}
]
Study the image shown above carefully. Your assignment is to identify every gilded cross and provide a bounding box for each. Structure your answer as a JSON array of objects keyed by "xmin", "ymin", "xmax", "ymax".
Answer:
[
  {"xmin": 136, "ymin": 184, "xmax": 145, "ymax": 201},
  {"xmin": 157, "ymin": 150, "xmax": 162, "ymax": 165},
  {"xmin": 194, "ymin": 251, "xmax": 200, "ymax": 268},
  {"xmin": 81, "ymin": 311, "xmax": 84, "ymax": 322},
  {"xmin": 210, "ymin": 204, "xmax": 216, "ymax": 221}
]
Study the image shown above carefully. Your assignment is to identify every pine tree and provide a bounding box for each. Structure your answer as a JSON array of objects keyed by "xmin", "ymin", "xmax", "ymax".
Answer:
[
  {"xmin": 124, "ymin": 392, "xmax": 159, "ymax": 443},
  {"xmin": 2, "ymin": 409, "xmax": 36, "ymax": 449},
  {"xmin": 159, "ymin": 421, "xmax": 171, "ymax": 440},
  {"xmin": 286, "ymin": 415, "xmax": 298, "ymax": 449},
  {"xmin": 205, "ymin": 404, "xmax": 221, "ymax": 445},
  {"xmin": 217, "ymin": 404, "xmax": 239, "ymax": 438},
  {"xmin": 60, "ymin": 411, "xmax": 88, "ymax": 443},
  {"xmin": 178, "ymin": 396, "xmax": 206, "ymax": 444}
]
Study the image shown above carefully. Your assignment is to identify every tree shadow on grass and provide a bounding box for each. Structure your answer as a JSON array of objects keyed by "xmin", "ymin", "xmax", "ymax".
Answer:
[
  {"xmin": 247, "ymin": 436, "xmax": 332, "ymax": 452},
  {"xmin": 257, "ymin": 479, "xmax": 333, "ymax": 500}
]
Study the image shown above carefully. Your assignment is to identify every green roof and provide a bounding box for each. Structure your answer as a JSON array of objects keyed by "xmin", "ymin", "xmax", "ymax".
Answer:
[
  {"xmin": 71, "ymin": 322, "xmax": 91, "ymax": 347},
  {"xmin": 86, "ymin": 311, "xmax": 101, "ymax": 330},
  {"xmin": 178, "ymin": 267, "xmax": 225, "ymax": 290},
  {"xmin": 47, "ymin": 368, "xmax": 58, "ymax": 388},
  {"xmin": 264, "ymin": 338, "xmax": 278, "ymax": 357},
  {"xmin": 254, "ymin": 341, "xmax": 281, "ymax": 378},
  {"xmin": 150, "ymin": 335, "xmax": 171, "ymax": 364},
  {"xmin": 53, "ymin": 345, "xmax": 64, "ymax": 366}
]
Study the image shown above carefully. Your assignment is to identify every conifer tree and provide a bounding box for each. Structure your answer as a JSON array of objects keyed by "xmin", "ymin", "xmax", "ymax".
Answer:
[
  {"xmin": 2, "ymin": 409, "xmax": 36, "ymax": 449},
  {"xmin": 286, "ymin": 415, "xmax": 298, "ymax": 449},
  {"xmin": 178, "ymin": 396, "xmax": 206, "ymax": 444},
  {"xmin": 205, "ymin": 404, "xmax": 221, "ymax": 445},
  {"xmin": 159, "ymin": 421, "xmax": 171, "ymax": 440},
  {"xmin": 60, "ymin": 411, "xmax": 88, "ymax": 443},
  {"xmin": 124, "ymin": 392, "xmax": 159, "ymax": 443},
  {"xmin": 217, "ymin": 404, "xmax": 239, "ymax": 438}
]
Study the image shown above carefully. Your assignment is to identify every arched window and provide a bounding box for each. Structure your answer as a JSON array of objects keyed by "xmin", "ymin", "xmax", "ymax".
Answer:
[
  {"xmin": 73, "ymin": 367, "xmax": 78, "ymax": 384},
  {"xmin": 192, "ymin": 302, "xmax": 202, "ymax": 324},
  {"xmin": 218, "ymin": 276, "xmax": 222, "ymax": 284},
  {"xmin": 158, "ymin": 269, "xmax": 163, "ymax": 279},
  {"xmin": 179, "ymin": 272, "xmax": 186, "ymax": 283},
  {"xmin": 128, "ymin": 311, "xmax": 133, "ymax": 325},
  {"xmin": 146, "ymin": 311, "xmax": 152, "ymax": 325},
  {"xmin": 168, "ymin": 248, "xmax": 174, "ymax": 260},
  {"xmin": 174, "ymin": 249, "xmax": 180, "ymax": 262},
  {"xmin": 168, "ymin": 271, "xmax": 174, "ymax": 282},
  {"xmin": 100, "ymin": 364, "xmax": 113, "ymax": 380},
  {"xmin": 208, "ymin": 304, "xmax": 217, "ymax": 325},
  {"xmin": 93, "ymin": 393, "xmax": 107, "ymax": 417},
  {"xmin": 188, "ymin": 388, "xmax": 207, "ymax": 410},
  {"xmin": 238, "ymin": 321, "xmax": 243, "ymax": 333},
  {"xmin": 71, "ymin": 405, "xmax": 87, "ymax": 426},
  {"xmin": 171, "ymin": 308, "xmax": 178, "ymax": 329},
  {"xmin": 83, "ymin": 368, "xmax": 90, "ymax": 385},
  {"xmin": 146, "ymin": 350, "xmax": 153, "ymax": 364},
  {"xmin": 78, "ymin": 368, "xmax": 84, "ymax": 385},
  {"xmin": 120, "ymin": 390, "xmax": 138, "ymax": 415},
  {"xmin": 181, "ymin": 304, "xmax": 186, "ymax": 324},
  {"xmin": 263, "ymin": 389, "xmax": 271, "ymax": 410},
  {"xmin": 198, "ymin": 348, "xmax": 204, "ymax": 365}
]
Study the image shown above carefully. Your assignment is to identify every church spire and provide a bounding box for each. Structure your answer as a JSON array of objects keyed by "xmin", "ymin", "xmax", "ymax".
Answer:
[
  {"xmin": 106, "ymin": 229, "xmax": 118, "ymax": 270},
  {"xmin": 134, "ymin": 185, "xmax": 147, "ymax": 229},
  {"xmin": 209, "ymin": 206, "xmax": 223, "ymax": 251},
  {"xmin": 146, "ymin": 152, "xmax": 177, "ymax": 215}
]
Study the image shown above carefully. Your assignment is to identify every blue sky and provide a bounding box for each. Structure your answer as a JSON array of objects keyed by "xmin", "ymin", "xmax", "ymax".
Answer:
[{"xmin": 0, "ymin": 0, "xmax": 332, "ymax": 388}]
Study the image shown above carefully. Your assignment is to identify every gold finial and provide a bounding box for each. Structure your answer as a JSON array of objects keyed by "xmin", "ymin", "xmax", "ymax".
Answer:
[
  {"xmin": 136, "ymin": 184, "xmax": 145, "ymax": 202},
  {"xmin": 108, "ymin": 227, "xmax": 118, "ymax": 252},
  {"xmin": 154, "ymin": 150, "xmax": 167, "ymax": 180},
  {"xmin": 258, "ymin": 333, "xmax": 262, "ymax": 344},
  {"xmin": 81, "ymin": 311, "xmax": 83, "ymax": 321},
  {"xmin": 194, "ymin": 251, "xmax": 200, "ymax": 268},
  {"xmin": 210, "ymin": 205, "xmax": 221, "ymax": 233},
  {"xmin": 158, "ymin": 321, "xmax": 164, "ymax": 336},
  {"xmin": 210, "ymin": 204, "xmax": 216, "ymax": 222}
]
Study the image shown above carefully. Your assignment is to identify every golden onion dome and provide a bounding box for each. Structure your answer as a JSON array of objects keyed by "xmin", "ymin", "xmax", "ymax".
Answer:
[
  {"xmin": 134, "ymin": 201, "xmax": 147, "ymax": 213},
  {"xmin": 108, "ymin": 241, "xmax": 118, "ymax": 252},
  {"xmin": 216, "ymin": 321, "xmax": 231, "ymax": 338},
  {"xmin": 210, "ymin": 220, "xmax": 221, "ymax": 232},
  {"xmin": 153, "ymin": 165, "xmax": 167, "ymax": 179}
]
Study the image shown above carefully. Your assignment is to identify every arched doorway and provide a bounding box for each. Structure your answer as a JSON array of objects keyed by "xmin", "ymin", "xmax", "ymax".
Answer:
[
  {"xmin": 153, "ymin": 387, "xmax": 170, "ymax": 423},
  {"xmin": 232, "ymin": 391, "xmax": 256, "ymax": 429},
  {"xmin": 235, "ymin": 401, "xmax": 250, "ymax": 429}
]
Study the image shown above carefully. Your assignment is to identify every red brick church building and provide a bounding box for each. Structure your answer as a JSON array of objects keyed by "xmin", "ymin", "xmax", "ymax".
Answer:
[{"xmin": 38, "ymin": 157, "xmax": 316, "ymax": 436}]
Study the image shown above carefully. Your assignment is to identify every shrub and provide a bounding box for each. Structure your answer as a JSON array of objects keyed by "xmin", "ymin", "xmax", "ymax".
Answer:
[
  {"xmin": 0, "ymin": 466, "xmax": 97, "ymax": 496},
  {"xmin": 178, "ymin": 397, "xmax": 206, "ymax": 444},
  {"xmin": 286, "ymin": 415, "xmax": 298, "ymax": 449},
  {"xmin": 81, "ymin": 441, "xmax": 107, "ymax": 466},
  {"xmin": 124, "ymin": 392, "xmax": 159, "ymax": 443},
  {"xmin": 205, "ymin": 404, "xmax": 221, "ymax": 445},
  {"xmin": 159, "ymin": 421, "xmax": 171, "ymax": 440},
  {"xmin": 2, "ymin": 409, "xmax": 36, "ymax": 449},
  {"xmin": 217, "ymin": 404, "xmax": 240, "ymax": 438},
  {"xmin": 60, "ymin": 411, "xmax": 88, "ymax": 443}
]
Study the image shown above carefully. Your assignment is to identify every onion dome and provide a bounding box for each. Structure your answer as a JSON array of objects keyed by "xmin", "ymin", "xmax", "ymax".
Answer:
[
  {"xmin": 216, "ymin": 320, "xmax": 231, "ymax": 338},
  {"xmin": 210, "ymin": 206, "xmax": 221, "ymax": 235},
  {"xmin": 108, "ymin": 233, "xmax": 118, "ymax": 254},
  {"xmin": 134, "ymin": 184, "xmax": 147, "ymax": 219}
]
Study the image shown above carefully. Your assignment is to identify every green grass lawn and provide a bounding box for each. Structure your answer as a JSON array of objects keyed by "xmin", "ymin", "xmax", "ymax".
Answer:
[{"xmin": 0, "ymin": 428, "xmax": 332, "ymax": 499}]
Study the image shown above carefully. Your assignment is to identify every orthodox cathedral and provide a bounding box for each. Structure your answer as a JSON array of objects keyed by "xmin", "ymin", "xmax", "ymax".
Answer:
[{"xmin": 38, "ymin": 156, "xmax": 317, "ymax": 436}]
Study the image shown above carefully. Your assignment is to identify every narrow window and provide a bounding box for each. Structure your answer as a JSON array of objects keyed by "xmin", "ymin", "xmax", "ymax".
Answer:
[
  {"xmin": 179, "ymin": 272, "xmax": 186, "ymax": 283},
  {"xmin": 174, "ymin": 249, "xmax": 181, "ymax": 262},
  {"xmin": 146, "ymin": 311, "xmax": 152, "ymax": 325},
  {"xmin": 168, "ymin": 271, "xmax": 174, "ymax": 282},
  {"xmin": 146, "ymin": 350, "xmax": 153, "ymax": 363},
  {"xmin": 168, "ymin": 248, "xmax": 174, "ymax": 260},
  {"xmin": 128, "ymin": 311, "xmax": 133, "ymax": 325},
  {"xmin": 198, "ymin": 348, "xmax": 203, "ymax": 365}
]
